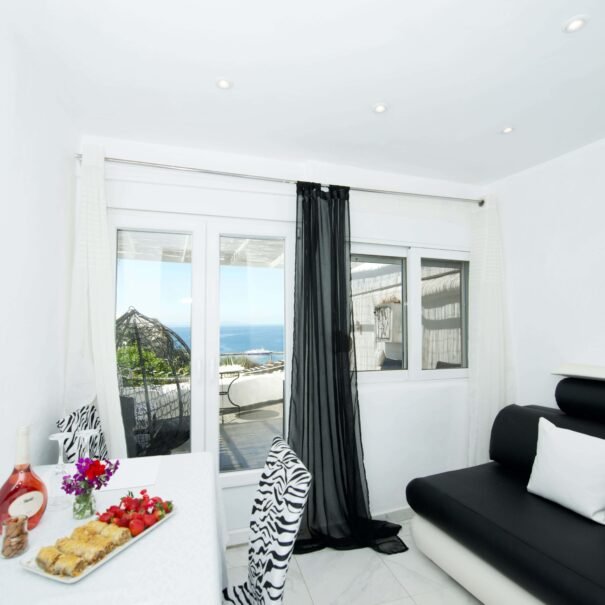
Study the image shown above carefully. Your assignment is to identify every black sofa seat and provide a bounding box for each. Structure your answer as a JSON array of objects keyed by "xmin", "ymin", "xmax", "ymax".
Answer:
[{"xmin": 407, "ymin": 462, "xmax": 605, "ymax": 605}]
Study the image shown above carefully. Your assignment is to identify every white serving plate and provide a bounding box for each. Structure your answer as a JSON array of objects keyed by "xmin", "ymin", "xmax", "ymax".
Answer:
[{"xmin": 21, "ymin": 508, "xmax": 175, "ymax": 584}]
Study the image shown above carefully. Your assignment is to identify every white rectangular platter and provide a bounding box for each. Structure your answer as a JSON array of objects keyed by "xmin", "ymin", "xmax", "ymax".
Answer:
[{"xmin": 21, "ymin": 508, "xmax": 175, "ymax": 584}]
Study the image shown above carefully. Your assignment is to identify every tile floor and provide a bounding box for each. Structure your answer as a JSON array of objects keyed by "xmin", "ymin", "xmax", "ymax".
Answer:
[{"xmin": 225, "ymin": 519, "xmax": 481, "ymax": 605}]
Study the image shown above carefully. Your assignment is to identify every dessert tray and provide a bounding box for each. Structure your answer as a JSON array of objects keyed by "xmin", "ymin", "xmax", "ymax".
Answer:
[{"xmin": 21, "ymin": 509, "xmax": 175, "ymax": 584}]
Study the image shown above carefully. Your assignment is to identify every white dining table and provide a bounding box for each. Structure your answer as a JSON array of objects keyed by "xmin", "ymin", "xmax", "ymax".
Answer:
[{"xmin": 1, "ymin": 452, "xmax": 227, "ymax": 605}]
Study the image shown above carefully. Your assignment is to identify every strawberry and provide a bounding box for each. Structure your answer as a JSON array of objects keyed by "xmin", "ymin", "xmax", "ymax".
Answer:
[
  {"xmin": 123, "ymin": 497, "xmax": 138, "ymax": 512},
  {"xmin": 98, "ymin": 512, "xmax": 113, "ymax": 524},
  {"xmin": 115, "ymin": 515, "xmax": 130, "ymax": 528},
  {"xmin": 153, "ymin": 508, "xmax": 165, "ymax": 522},
  {"xmin": 129, "ymin": 518, "xmax": 145, "ymax": 537},
  {"xmin": 143, "ymin": 513, "xmax": 157, "ymax": 528},
  {"xmin": 162, "ymin": 501, "xmax": 173, "ymax": 513}
]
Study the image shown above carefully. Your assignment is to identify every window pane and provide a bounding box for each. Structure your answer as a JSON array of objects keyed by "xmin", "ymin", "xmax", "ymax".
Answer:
[
  {"xmin": 219, "ymin": 237, "xmax": 285, "ymax": 472},
  {"xmin": 351, "ymin": 255, "xmax": 406, "ymax": 371},
  {"xmin": 421, "ymin": 259, "xmax": 469, "ymax": 370},
  {"xmin": 115, "ymin": 231, "xmax": 192, "ymax": 457}
]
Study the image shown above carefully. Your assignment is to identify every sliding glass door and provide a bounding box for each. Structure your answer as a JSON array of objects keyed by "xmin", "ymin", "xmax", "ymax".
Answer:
[{"xmin": 110, "ymin": 212, "xmax": 294, "ymax": 493}]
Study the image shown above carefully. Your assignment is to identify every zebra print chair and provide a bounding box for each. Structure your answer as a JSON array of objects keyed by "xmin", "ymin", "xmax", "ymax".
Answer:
[{"xmin": 223, "ymin": 437, "xmax": 311, "ymax": 605}]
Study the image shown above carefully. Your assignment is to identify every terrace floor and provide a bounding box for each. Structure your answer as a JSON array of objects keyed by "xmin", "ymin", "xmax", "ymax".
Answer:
[{"xmin": 219, "ymin": 401, "xmax": 284, "ymax": 472}]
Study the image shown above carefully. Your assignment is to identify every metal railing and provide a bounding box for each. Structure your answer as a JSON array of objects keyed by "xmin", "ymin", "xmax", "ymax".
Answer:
[{"xmin": 219, "ymin": 351, "xmax": 284, "ymax": 367}]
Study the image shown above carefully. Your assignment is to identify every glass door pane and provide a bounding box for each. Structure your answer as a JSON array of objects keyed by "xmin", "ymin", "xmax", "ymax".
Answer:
[
  {"xmin": 115, "ymin": 230, "xmax": 192, "ymax": 457},
  {"xmin": 219, "ymin": 237, "xmax": 285, "ymax": 472}
]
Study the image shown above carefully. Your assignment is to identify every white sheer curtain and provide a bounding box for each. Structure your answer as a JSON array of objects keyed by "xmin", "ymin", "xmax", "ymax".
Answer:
[
  {"xmin": 64, "ymin": 144, "xmax": 126, "ymax": 457},
  {"xmin": 468, "ymin": 197, "xmax": 512, "ymax": 465}
]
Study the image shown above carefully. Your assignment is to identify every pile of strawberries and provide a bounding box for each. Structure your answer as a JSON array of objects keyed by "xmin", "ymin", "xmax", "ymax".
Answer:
[{"xmin": 97, "ymin": 489, "xmax": 173, "ymax": 537}]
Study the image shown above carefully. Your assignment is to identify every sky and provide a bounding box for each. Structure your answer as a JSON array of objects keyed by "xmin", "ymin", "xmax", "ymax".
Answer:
[
  {"xmin": 116, "ymin": 259, "xmax": 284, "ymax": 327},
  {"xmin": 220, "ymin": 265, "xmax": 284, "ymax": 325}
]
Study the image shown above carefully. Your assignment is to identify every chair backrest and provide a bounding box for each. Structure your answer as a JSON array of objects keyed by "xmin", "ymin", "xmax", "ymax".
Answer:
[
  {"xmin": 247, "ymin": 437, "xmax": 311, "ymax": 604},
  {"xmin": 56, "ymin": 403, "xmax": 108, "ymax": 462}
]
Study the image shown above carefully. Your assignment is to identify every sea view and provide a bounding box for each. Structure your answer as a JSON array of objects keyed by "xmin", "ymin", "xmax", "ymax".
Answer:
[{"xmin": 169, "ymin": 324, "xmax": 285, "ymax": 363}]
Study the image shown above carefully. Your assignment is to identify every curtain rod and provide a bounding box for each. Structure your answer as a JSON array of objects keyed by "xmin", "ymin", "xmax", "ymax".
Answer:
[{"xmin": 74, "ymin": 154, "xmax": 484, "ymax": 206}]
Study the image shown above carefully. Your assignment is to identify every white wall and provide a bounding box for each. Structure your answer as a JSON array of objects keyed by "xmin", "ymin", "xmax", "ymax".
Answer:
[
  {"xmin": 95, "ymin": 135, "xmax": 481, "ymax": 533},
  {"xmin": 490, "ymin": 137, "xmax": 605, "ymax": 407},
  {"xmin": 0, "ymin": 26, "xmax": 78, "ymax": 467}
]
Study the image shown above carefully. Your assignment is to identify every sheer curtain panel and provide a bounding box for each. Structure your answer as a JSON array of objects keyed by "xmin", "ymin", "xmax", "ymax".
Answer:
[
  {"xmin": 64, "ymin": 145, "xmax": 126, "ymax": 457},
  {"xmin": 289, "ymin": 181, "xmax": 406, "ymax": 555},
  {"xmin": 468, "ymin": 197, "xmax": 512, "ymax": 465}
]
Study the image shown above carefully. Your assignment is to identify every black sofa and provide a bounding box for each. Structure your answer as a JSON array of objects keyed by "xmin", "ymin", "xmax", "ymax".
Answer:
[{"xmin": 406, "ymin": 378, "xmax": 605, "ymax": 605}]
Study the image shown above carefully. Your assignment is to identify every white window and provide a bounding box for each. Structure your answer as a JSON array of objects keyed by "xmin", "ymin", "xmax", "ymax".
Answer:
[{"xmin": 352, "ymin": 245, "xmax": 469, "ymax": 380}]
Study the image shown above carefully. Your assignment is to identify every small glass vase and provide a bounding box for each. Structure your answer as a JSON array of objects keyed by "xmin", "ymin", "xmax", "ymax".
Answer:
[{"xmin": 72, "ymin": 491, "xmax": 96, "ymax": 520}]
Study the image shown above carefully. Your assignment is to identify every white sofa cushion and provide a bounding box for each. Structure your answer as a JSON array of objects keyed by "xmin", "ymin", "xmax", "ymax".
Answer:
[{"xmin": 527, "ymin": 417, "xmax": 605, "ymax": 524}]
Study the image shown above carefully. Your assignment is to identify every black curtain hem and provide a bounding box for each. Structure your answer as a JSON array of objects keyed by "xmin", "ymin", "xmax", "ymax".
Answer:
[{"xmin": 294, "ymin": 519, "xmax": 408, "ymax": 555}]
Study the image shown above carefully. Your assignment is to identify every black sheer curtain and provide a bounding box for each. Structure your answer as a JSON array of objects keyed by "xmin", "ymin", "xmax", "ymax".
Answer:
[{"xmin": 289, "ymin": 181, "xmax": 407, "ymax": 555}]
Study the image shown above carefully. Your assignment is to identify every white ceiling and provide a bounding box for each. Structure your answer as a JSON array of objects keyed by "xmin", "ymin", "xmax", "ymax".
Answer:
[{"xmin": 9, "ymin": 1, "xmax": 605, "ymax": 184}]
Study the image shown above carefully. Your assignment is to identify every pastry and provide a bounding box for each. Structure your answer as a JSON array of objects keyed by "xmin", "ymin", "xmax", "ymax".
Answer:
[
  {"xmin": 86, "ymin": 534, "xmax": 114, "ymax": 555},
  {"xmin": 70, "ymin": 526, "xmax": 93, "ymax": 541},
  {"xmin": 56, "ymin": 537, "xmax": 104, "ymax": 564},
  {"xmin": 100, "ymin": 523, "xmax": 131, "ymax": 546},
  {"xmin": 83, "ymin": 520, "xmax": 108, "ymax": 534},
  {"xmin": 35, "ymin": 546, "xmax": 62, "ymax": 572},
  {"xmin": 51, "ymin": 553, "xmax": 86, "ymax": 577}
]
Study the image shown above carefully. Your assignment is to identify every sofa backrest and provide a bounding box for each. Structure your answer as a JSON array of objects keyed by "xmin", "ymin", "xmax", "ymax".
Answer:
[{"xmin": 490, "ymin": 380, "xmax": 605, "ymax": 478}]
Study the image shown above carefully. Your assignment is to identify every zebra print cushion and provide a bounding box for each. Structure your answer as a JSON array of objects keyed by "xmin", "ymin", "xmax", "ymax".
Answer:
[
  {"xmin": 223, "ymin": 436, "xmax": 311, "ymax": 605},
  {"xmin": 56, "ymin": 403, "xmax": 109, "ymax": 462}
]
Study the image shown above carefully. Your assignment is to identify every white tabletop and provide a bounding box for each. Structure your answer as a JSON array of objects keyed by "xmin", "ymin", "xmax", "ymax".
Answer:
[{"xmin": 1, "ymin": 453, "xmax": 226, "ymax": 605}]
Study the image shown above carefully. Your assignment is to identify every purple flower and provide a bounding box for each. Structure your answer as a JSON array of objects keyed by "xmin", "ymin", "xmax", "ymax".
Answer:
[{"xmin": 61, "ymin": 458, "xmax": 120, "ymax": 495}]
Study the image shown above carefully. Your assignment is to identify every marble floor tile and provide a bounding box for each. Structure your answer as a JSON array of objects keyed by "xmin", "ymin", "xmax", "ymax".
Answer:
[
  {"xmin": 295, "ymin": 547, "xmax": 409, "ymax": 605},
  {"xmin": 398, "ymin": 521, "xmax": 412, "ymax": 538},
  {"xmin": 283, "ymin": 558, "xmax": 314, "ymax": 605},
  {"xmin": 412, "ymin": 582, "xmax": 481, "ymax": 605},
  {"xmin": 380, "ymin": 546, "xmax": 454, "ymax": 597},
  {"xmin": 225, "ymin": 527, "xmax": 480, "ymax": 604},
  {"xmin": 226, "ymin": 557, "xmax": 313, "ymax": 604},
  {"xmin": 384, "ymin": 510, "xmax": 414, "ymax": 526}
]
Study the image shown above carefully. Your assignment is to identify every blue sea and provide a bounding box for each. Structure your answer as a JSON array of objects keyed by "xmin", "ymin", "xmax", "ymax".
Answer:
[{"xmin": 169, "ymin": 324, "xmax": 284, "ymax": 363}]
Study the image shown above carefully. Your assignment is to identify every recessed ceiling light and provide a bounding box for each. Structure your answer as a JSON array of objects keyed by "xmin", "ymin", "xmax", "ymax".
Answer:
[
  {"xmin": 373, "ymin": 103, "xmax": 388, "ymax": 114},
  {"xmin": 563, "ymin": 15, "xmax": 588, "ymax": 33},
  {"xmin": 501, "ymin": 126, "xmax": 514, "ymax": 135},
  {"xmin": 216, "ymin": 78, "xmax": 233, "ymax": 90}
]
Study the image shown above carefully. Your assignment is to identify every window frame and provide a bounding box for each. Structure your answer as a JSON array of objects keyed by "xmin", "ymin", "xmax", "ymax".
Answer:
[
  {"xmin": 350, "ymin": 244, "xmax": 409, "ymax": 377},
  {"xmin": 352, "ymin": 243, "xmax": 470, "ymax": 384}
]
